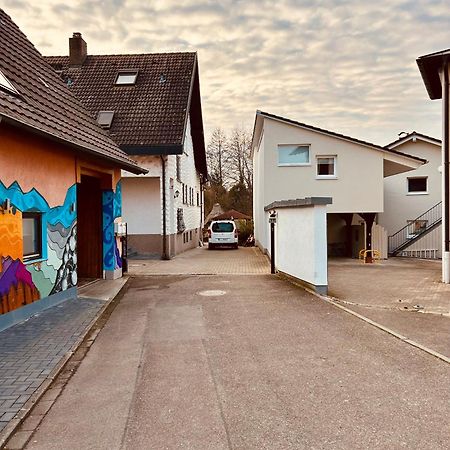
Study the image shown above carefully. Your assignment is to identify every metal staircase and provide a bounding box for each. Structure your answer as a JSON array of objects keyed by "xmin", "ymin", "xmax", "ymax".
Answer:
[{"xmin": 388, "ymin": 202, "xmax": 442, "ymax": 256}]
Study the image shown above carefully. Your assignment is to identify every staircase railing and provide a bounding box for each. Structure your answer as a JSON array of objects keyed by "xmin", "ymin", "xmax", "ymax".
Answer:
[{"xmin": 388, "ymin": 201, "xmax": 442, "ymax": 255}]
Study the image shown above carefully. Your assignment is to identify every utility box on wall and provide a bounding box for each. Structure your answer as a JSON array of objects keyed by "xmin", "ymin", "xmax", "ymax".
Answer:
[{"xmin": 114, "ymin": 221, "xmax": 127, "ymax": 236}]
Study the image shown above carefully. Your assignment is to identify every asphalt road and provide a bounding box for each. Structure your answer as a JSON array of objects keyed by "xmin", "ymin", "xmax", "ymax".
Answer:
[{"xmin": 25, "ymin": 274, "xmax": 449, "ymax": 450}]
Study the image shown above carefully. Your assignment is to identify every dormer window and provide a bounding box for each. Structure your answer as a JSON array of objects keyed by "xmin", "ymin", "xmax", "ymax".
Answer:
[
  {"xmin": 0, "ymin": 69, "xmax": 19, "ymax": 95},
  {"xmin": 97, "ymin": 111, "xmax": 114, "ymax": 129},
  {"xmin": 115, "ymin": 70, "xmax": 138, "ymax": 85}
]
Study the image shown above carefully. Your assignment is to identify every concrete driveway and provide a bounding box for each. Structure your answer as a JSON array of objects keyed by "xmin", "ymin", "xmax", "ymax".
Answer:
[
  {"xmin": 328, "ymin": 257, "xmax": 450, "ymax": 358},
  {"xmin": 21, "ymin": 272, "xmax": 449, "ymax": 449}
]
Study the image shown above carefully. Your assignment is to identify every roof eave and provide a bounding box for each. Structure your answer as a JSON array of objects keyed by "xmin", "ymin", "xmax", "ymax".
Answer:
[
  {"xmin": 416, "ymin": 51, "xmax": 450, "ymax": 100},
  {"xmin": 1, "ymin": 113, "xmax": 147, "ymax": 175},
  {"xmin": 256, "ymin": 110, "xmax": 426, "ymax": 164},
  {"xmin": 121, "ymin": 144, "xmax": 184, "ymax": 156},
  {"xmin": 387, "ymin": 133, "xmax": 441, "ymax": 150}
]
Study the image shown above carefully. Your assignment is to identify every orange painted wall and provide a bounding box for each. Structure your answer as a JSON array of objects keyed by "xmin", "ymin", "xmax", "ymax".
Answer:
[{"xmin": 0, "ymin": 123, "xmax": 77, "ymax": 207}]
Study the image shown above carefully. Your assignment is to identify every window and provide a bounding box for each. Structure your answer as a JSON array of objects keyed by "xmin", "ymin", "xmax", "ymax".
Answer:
[
  {"xmin": 177, "ymin": 208, "xmax": 186, "ymax": 233},
  {"xmin": 22, "ymin": 212, "xmax": 42, "ymax": 260},
  {"xmin": 176, "ymin": 156, "xmax": 181, "ymax": 181},
  {"xmin": 97, "ymin": 111, "xmax": 114, "ymax": 129},
  {"xmin": 408, "ymin": 177, "xmax": 427, "ymax": 194},
  {"xmin": 316, "ymin": 156, "xmax": 337, "ymax": 178},
  {"xmin": 197, "ymin": 192, "xmax": 200, "ymax": 206},
  {"xmin": 407, "ymin": 219, "xmax": 427, "ymax": 238},
  {"xmin": 115, "ymin": 70, "xmax": 138, "ymax": 85},
  {"xmin": 212, "ymin": 222, "xmax": 234, "ymax": 233},
  {"xmin": 278, "ymin": 145, "xmax": 310, "ymax": 166},
  {"xmin": 0, "ymin": 69, "xmax": 19, "ymax": 95}
]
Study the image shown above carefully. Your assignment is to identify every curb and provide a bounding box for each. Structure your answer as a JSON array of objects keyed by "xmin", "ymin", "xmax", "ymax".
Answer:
[
  {"xmin": 279, "ymin": 274, "xmax": 450, "ymax": 365},
  {"xmin": 0, "ymin": 277, "xmax": 130, "ymax": 449}
]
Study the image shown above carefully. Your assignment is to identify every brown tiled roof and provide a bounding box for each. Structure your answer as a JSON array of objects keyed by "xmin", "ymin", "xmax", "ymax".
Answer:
[
  {"xmin": 0, "ymin": 9, "xmax": 145, "ymax": 174},
  {"xmin": 45, "ymin": 52, "xmax": 196, "ymax": 149},
  {"xmin": 212, "ymin": 209, "xmax": 252, "ymax": 220}
]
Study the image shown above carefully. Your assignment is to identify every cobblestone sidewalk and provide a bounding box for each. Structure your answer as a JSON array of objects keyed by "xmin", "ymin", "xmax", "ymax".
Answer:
[{"xmin": 0, "ymin": 297, "xmax": 103, "ymax": 432}]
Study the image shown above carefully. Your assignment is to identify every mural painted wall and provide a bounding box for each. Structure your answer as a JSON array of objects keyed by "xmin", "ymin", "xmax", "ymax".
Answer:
[
  {"xmin": 103, "ymin": 180, "xmax": 122, "ymax": 272},
  {"xmin": 0, "ymin": 181, "xmax": 77, "ymax": 314}
]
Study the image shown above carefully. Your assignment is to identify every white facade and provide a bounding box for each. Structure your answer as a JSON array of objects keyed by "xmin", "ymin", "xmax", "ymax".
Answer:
[
  {"xmin": 252, "ymin": 112, "xmax": 424, "ymax": 254},
  {"xmin": 270, "ymin": 200, "xmax": 330, "ymax": 293},
  {"xmin": 379, "ymin": 134, "xmax": 442, "ymax": 236},
  {"xmin": 122, "ymin": 115, "xmax": 204, "ymax": 256}
]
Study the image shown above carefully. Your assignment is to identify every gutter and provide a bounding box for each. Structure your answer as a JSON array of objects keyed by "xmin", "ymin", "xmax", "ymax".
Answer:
[
  {"xmin": 0, "ymin": 113, "xmax": 148, "ymax": 175},
  {"xmin": 444, "ymin": 59, "xmax": 450, "ymax": 255},
  {"xmin": 160, "ymin": 155, "xmax": 169, "ymax": 260}
]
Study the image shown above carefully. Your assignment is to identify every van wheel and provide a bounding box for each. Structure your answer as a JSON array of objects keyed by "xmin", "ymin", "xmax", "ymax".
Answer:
[{"xmin": 234, "ymin": 244, "xmax": 239, "ymax": 249}]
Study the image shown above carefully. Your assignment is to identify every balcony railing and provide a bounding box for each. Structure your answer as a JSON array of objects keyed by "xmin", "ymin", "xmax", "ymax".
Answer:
[{"xmin": 388, "ymin": 202, "xmax": 442, "ymax": 255}]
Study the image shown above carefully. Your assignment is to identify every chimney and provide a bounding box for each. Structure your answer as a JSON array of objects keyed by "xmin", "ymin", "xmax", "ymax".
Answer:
[{"xmin": 69, "ymin": 32, "xmax": 87, "ymax": 66}]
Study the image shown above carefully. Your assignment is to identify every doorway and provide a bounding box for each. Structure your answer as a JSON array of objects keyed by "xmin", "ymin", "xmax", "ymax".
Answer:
[{"xmin": 77, "ymin": 175, "xmax": 103, "ymax": 279}]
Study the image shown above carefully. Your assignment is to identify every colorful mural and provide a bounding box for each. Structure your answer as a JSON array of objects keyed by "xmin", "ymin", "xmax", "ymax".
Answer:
[
  {"xmin": 103, "ymin": 181, "xmax": 122, "ymax": 272},
  {"xmin": 0, "ymin": 181, "xmax": 77, "ymax": 314},
  {"xmin": 0, "ymin": 202, "xmax": 23, "ymax": 267},
  {"xmin": 0, "ymin": 256, "xmax": 40, "ymax": 314}
]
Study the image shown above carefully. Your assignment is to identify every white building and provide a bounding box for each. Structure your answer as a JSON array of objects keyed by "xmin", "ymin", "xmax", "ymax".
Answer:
[
  {"xmin": 252, "ymin": 111, "xmax": 425, "ymax": 260},
  {"xmin": 417, "ymin": 49, "xmax": 450, "ymax": 283},
  {"xmin": 46, "ymin": 35, "xmax": 208, "ymax": 258},
  {"xmin": 379, "ymin": 132, "xmax": 442, "ymax": 259}
]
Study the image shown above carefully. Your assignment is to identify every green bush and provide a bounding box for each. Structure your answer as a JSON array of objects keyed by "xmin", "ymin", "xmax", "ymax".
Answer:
[{"xmin": 237, "ymin": 220, "xmax": 254, "ymax": 245}]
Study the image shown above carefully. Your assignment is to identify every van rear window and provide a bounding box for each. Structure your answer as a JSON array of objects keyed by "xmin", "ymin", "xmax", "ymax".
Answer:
[{"xmin": 212, "ymin": 222, "xmax": 234, "ymax": 232}]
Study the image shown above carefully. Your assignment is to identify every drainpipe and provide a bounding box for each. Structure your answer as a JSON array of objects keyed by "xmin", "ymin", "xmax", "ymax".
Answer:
[
  {"xmin": 200, "ymin": 176, "xmax": 204, "ymax": 244},
  {"xmin": 160, "ymin": 155, "xmax": 169, "ymax": 260},
  {"xmin": 443, "ymin": 59, "xmax": 450, "ymax": 283}
]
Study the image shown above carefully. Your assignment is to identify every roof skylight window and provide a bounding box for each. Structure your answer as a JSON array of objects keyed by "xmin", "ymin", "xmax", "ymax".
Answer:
[
  {"xmin": 115, "ymin": 70, "xmax": 138, "ymax": 85},
  {"xmin": 97, "ymin": 111, "xmax": 115, "ymax": 129},
  {"xmin": 0, "ymin": 69, "xmax": 19, "ymax": 95}
]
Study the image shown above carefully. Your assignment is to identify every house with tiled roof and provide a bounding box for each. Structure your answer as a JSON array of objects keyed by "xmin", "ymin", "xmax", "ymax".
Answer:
[
  {"xmin": 46, "ymin": 33, "xmax": 208, "ymax": 258},
  {"xmin": 251, "ymin": 110, "xmax": 426, "ymax": 262},
  {"xmin": 378, "ymin": 132, "xmax": 442, "ymax": 259},
  {"xmin": 0, "ymin": 10, "xmax": 146, "ymax": 330}
]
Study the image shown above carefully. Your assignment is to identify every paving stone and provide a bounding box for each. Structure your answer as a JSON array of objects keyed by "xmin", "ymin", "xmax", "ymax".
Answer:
[
  {"xmin": 0, "ymin": 297, "xmax": 103, "ymax": 432},
  {"xmin": 1, "ymin": 411, "xmax": 16, "ymax": 421}
]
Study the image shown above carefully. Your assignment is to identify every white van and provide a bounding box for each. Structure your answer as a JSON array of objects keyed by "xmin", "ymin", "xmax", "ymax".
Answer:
[{"xmin": 208, "ymin": 220, "xmax": 238, "ymax": 249}]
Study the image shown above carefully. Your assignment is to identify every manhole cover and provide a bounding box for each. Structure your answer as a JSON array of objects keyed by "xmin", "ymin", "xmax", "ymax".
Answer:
[{"xmin": 198, "ymin": 290, "xmax": 226, "ymax": 297}]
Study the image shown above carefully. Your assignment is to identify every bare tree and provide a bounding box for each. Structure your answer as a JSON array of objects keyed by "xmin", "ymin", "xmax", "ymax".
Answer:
[
  {"xmin": 206, "ymin": 127, "xmax": 228, "ymax": 186},
  {"xmin": 225, "ymin": 128, "xmax": 253, "ymax": 191}
]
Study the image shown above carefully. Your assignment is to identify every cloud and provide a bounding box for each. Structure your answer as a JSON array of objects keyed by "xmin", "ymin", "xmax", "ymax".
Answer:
[{"xmin": 5, "ymin": 0, "xmax": 450, "ymax": 144}]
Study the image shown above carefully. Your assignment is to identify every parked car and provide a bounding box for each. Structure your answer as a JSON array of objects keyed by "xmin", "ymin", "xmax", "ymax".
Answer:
[{"xmin": 208, "ymin": 220, "xmax": 238, "ymax": 249}]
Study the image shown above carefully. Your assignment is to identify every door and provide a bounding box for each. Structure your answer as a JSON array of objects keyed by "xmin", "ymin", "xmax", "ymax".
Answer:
[{"xmin": 77, "ymin": 175, "xmax": 103, "ymax": 278}]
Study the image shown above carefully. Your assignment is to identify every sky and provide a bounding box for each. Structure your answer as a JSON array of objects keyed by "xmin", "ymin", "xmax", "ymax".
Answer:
[{"xmin": 4, "ymin": 0, "xmax": 450, "ymax": 145}]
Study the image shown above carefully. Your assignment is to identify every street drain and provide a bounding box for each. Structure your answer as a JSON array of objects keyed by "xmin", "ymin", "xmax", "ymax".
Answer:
[{"xmin": 198, "ymin": 290, "xmax": 226, "ymax": 297}]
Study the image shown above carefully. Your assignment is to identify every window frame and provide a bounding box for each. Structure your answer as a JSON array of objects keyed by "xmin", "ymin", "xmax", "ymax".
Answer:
[
  {"xmin": 22, "ymin": 212, "xmax": 43, "ymax": 262},
  {"xmin": 0, "ymin": 69, "xmax": 19, "ymax": 96},
  {"xmin": 115, "ymin": 70, "xmax": 139, "ymax": 85},
  {"xmin": 277, "ymin": 144, "xmax": 311, "ymax": 167},
  {"xmin": 407, "ymin": 176, "xmax": 428, "ymax": 195},
  {"xmin": 97, "ymin": 110, "xmax": 115, "ymax": 129},
  {"xmin": 316, "ymin": 155, "xmax": 337, "ymax": 179}
]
